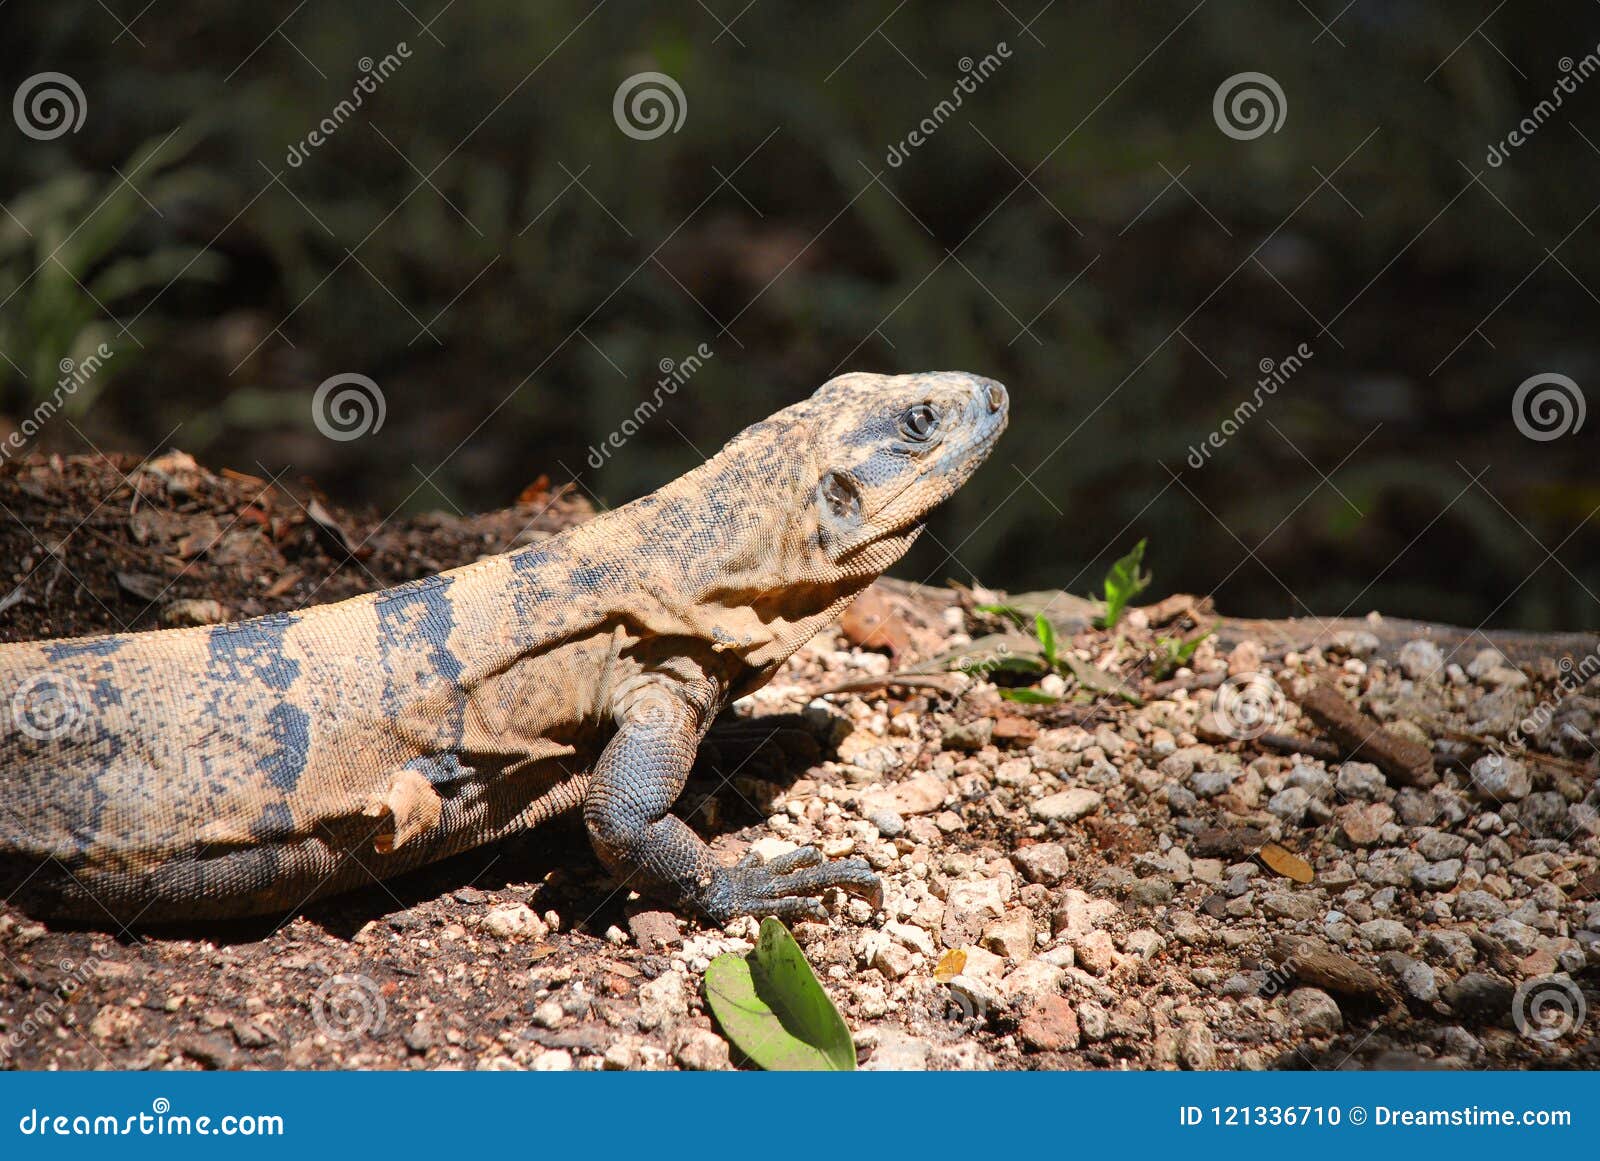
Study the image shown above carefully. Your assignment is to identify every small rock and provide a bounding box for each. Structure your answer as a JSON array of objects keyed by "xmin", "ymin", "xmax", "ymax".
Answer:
[
  {"xmin": 993, "ymin": 714, "xmax": 1040, "ymax": 746},
  {"xmin": 1287, "ymin": 987, "xmax": 1343, "ymax": 1034},
  {"xmin": 1178, "ymin": 1022, "xmax": 1217, "ymax": 1070},
  {"xmin": 1487, "ymin": 917, "xmax": 1539, "ymax": 956},
  {"xmin": 637, "ymin": 971, "xmax": 689, "ymax": 1031},
  {"xmin": 981, "ymin": 910, "xmax": 1036, "ymax": 960},
  {"xmin": 1444, "ymin": 972, "xmax": 1514, "ymax": 1020},
  {"xmin": 1358, "ymin": 918, "xmax": 1412, "ymax": 950},
  {"xmin": 1129, "ymin": 876, "xmax": 1175, "ymax": 906},
  {"xmin": 627, "ymin": 910, "xmax": 682, "ymax": 953},
  {"xmin": 1416, "ymin": 830, "xmax": 1469, "ymax": 861},
  {"xmin": 482, "ymin": 903, "xmax": 549, "ymax": 941},
  {"xmin": 1425, "ymin": 928, "xmax": 1477, "ymax": 969},
  {"xmin": 1267, "ymin": 786, "xmax": 1312, "ymax": 826},
  {"xmin": 1077, "ymin": 999, "xmax": 1111, "ymax": 1041},
  {"xmin": 403, "ymin": 1018, "xmax": 439, "ymax": 1054},
  {"xmin": 1398, "ymin": 639, "xmax": 1445, "ymax": 682},
  {"xmin": 1262, "ymin": 892, "xmax": 1321, "ymax": 922},
  {"xmin": 866, "ymin": 808, "xmax": 905, "ymax": 838},
  {"xmin": 1030, "ymin": 788, "xmax": 1103, "ymax": 823},
  {"xmin": 1466, "ymin": 648, "xmax": 1509, "ymax": 679},
  {"xmin": 861, "ymin": 1028, "xmax": 935, "ymax": 1070},
  {"xmin": 1470, "ymin": 754, "xmax": 1531, "ymax": 801},
  {"xmin": 529, "ymin": 1049, "xmax": 572, "ymax": 1071},
  {"xmin": 1336, "ymin": 801, "xmax": 1392, "ymax": 847},
  {"xmin": 1000, "ymin": 959, "xmax": 1066, "ymax": 1006},
  {"xmin": 944, "ymin": 718, "xmax": 994, "ymax": 751},
  {"xmin": 1398, "ymin": 960, "xmax": 1439, "ymax": 1003},
  {"xmin": 1011, "ymin": 842, "xmax": 1071, "ymax": 885},
  {"xmin": 1453, "ymin": 890, "xmax": 1507, "ymax": 920},
  {"xmin": 871, "ymin": 941, "xmax": 915, "ymax": 980},
  {"xmin": 161, "ymin": 598, "xmax": 230, "ymax": 627},
  {"xmin": 672, "ymin": 1027, "xmax": 732, "ymax": 1071},
  {"xmin": 862, "ymin": 772, "xmax": 947, "ymax": 817},
  {"xmin": 1335, "ymin": 761, "xmax": 1388, "ymax": 800},
  {"xmin": 1019, "ymin": 994, "xmax": 1080, "ymax": 1051},
  {"xmin": 941, "ymin": 877, "xmax": 1009, "ymax": 948},
  {"xmin": 1412, "ymin": 860, "xmax": 1462, "ymax": 891},
  {"xmin": 1286, "ymin": 764, "xmax": 1334, "ymax": 799},
  {"xmin": 1075, "ymin": 929, "xmax": 1118, "ymax": 976}
]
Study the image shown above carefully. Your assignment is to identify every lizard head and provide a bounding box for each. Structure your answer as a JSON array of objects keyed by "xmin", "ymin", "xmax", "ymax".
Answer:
[
  {"xmin": 803, "ymin": 370, "xmax": 1009, "ymax": 574},
  {"xmin": 646, "ymin": 369, "xmax": 1007, "ymax": 677}
]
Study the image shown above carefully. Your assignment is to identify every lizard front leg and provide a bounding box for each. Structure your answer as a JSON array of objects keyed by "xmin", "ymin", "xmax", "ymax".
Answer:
[{"xmin": 583, "ymin": 682, "xmax": 880, "ymax": 924}]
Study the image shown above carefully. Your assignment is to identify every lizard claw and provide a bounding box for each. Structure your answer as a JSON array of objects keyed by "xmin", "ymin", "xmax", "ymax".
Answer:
[{"xmin": 701, "ymin": 845, "xmax": 882, "ymax": 925}]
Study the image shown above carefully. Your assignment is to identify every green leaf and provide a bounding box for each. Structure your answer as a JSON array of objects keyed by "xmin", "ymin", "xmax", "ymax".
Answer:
[
  {"xmin": 974, "ymin": 602, "xmax": 1028, "ymax": 628},
  {"xmin": 1034, "ymin": 612, "xmax": 1057, "ymax": 668},
  {"xmin": 704, "ymin": 917, "xmax": 855, "ymax": 1071},
  {"xmin": 1098, "ymin": 538, "xmax": 1151, "ymax": 629},
  {"xmin": 1152, "ymin": 624, "xmax": 1216, "ymax": 679},
  {"xmin": 998, "ymin": 687, "xmax": 1060, "ymax": 704}
]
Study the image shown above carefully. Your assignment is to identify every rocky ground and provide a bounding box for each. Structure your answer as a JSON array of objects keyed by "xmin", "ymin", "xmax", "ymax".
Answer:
[{"xmin": 0, "ymin": 453, "xmax": 1597, "ymax": 1070}]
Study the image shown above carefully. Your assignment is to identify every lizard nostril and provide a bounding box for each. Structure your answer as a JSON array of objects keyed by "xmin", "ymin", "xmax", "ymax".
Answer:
[{"xmin": 984, "ymin": 381, "xmax": 1007, "ymax": 414}]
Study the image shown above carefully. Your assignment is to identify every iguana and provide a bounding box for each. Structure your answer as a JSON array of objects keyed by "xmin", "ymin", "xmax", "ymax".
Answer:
[{"xmin": 0, "ymin": 371, "xmax": 1007, "ymax": 926}]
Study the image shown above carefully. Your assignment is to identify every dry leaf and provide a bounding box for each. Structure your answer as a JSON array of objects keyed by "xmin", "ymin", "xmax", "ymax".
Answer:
[
  {"xmin": 1258, "ymin": 841, "xmax": 1314, "ymax": 883},
  {"xmin": 933, "ymin": 948, "xmax": 967, "ymax": 982}
]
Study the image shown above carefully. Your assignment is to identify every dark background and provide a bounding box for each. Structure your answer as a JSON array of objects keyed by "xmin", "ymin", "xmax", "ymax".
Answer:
[{"xmin": 3, "ymin": 2, "xmax": 1597, "ymax": 629}]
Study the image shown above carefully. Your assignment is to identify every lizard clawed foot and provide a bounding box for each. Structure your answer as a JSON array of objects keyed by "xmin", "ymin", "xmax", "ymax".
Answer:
[{"xmin": 700, "ymin": 845, "xmax": 882, "ymax": 924}]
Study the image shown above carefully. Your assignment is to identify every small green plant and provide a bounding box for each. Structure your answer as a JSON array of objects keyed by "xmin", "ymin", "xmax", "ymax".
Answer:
[
  {"xmin": 1151, "ymin": 625, "xmax": 1216, "ymax": 680},
  {"xmin": 1097, "ymin": 538, "xmax": 1151, "ymax": 629},
  {"xmin": 997, "ymin": 612, "xmax": 1062, "ymax": 703},
  {"xmin": 973, "ymin": 601, "xmax": 1027, "ymax": 627},
  {"xmin": 0, "ymin": 129, "xmax": 224, "ymax": 413}
]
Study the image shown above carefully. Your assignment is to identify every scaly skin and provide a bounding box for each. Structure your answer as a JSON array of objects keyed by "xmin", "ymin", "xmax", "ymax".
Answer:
[{"xmin": 0, "ymin": 371, "xmax": 1008, "ymax": 926}]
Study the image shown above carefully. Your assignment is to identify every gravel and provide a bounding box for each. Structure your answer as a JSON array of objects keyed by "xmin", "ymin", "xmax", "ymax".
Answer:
[{"xmin": 7, "ymin": 580, "xmax": 1597, "ymax": 1073}]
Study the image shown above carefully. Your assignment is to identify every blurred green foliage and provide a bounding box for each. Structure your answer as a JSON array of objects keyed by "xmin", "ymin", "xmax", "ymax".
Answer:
[{"xmin": 1, "ymin": 1, "xmax": 1596, "ymax": 628}]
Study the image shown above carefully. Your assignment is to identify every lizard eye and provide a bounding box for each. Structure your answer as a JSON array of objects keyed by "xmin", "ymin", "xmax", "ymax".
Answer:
[{"xmin": 899, "ymin": 403, "xmax": 939, "ymax": 442}]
